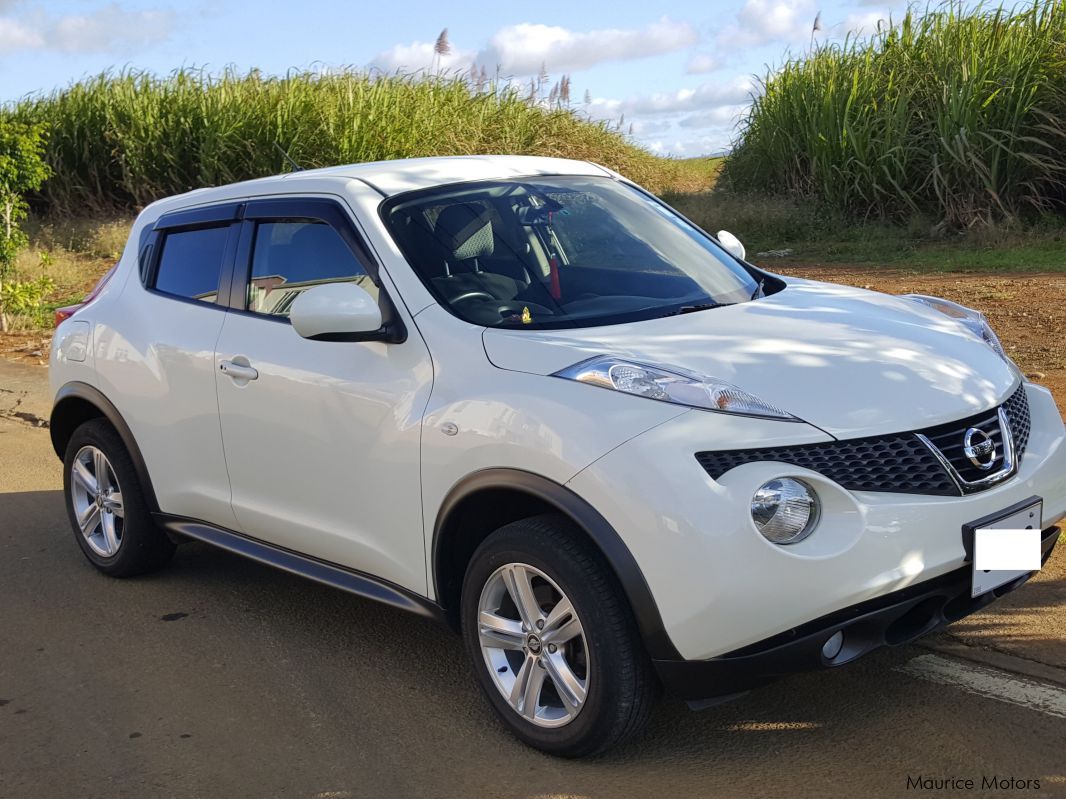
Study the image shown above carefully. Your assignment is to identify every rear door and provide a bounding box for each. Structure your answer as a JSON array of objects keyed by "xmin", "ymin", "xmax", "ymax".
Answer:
[
  {"xmin": 213, "ymin": 196, "xmax": 433, "ymax": 594},
  {"xmin": 95, "ymin": 203, "xmax": 242, "ymax": 528}
]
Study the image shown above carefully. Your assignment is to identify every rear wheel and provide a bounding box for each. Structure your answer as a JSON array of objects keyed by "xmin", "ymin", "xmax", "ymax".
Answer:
[
  {"xmin": 63, "ymin": 419, "xmax": 174, "ymax": 576},
  {"xmin": 461, "ymin": 515, "xmax": 657, "ymax": 757}
]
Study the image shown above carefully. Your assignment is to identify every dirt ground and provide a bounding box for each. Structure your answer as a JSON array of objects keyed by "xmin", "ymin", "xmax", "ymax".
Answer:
[
  {"xmin": 0, "ymin": 330, "xmax": 51, "ymax": 366},
  {"xmin": 3, "ymin": 267, "xmax": 1065, "ymax": 417}
]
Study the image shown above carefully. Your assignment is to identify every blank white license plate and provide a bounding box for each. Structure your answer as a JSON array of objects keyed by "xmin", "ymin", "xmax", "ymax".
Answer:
[{"xmin": 970, "ymin": 499, "xmax": 1042, "ymax": 597}]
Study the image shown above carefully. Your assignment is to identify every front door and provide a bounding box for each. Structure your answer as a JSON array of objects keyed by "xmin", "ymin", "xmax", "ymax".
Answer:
[{"xmin": 214, "ymin": 197, "xmax": 432, "ymax": 594}]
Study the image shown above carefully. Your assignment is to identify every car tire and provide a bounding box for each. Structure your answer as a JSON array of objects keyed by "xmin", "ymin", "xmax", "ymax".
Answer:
[
  {"xmin": 461, "ymin": 514, "xmax": 657, "ymax": 757},
  {"xmin": 63, "ymin": 418, "xmax": 175, "ymax": 577}
]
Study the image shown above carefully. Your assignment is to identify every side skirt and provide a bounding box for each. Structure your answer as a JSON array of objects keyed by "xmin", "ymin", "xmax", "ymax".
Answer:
[{"xmin": 154, "ymin": 514, "xmax": 445, "ymax": 622}]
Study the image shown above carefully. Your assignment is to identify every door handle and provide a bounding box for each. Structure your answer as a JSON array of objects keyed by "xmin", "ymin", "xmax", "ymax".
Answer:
[{"xmin": 220, "ymin": 360, "xmax": 259, "ymax": 381}]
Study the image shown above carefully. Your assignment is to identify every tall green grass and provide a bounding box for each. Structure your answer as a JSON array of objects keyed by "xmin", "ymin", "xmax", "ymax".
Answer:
[
  {"xmin": 5, "ymin": 68, "xmax": 708, "ymax": 212},
  {"xmin": 723, "ymin": 1, "xmax": 1066, "ymax": 226}
]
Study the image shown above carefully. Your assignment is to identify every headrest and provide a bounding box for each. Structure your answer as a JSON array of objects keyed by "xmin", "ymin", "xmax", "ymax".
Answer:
[
  {"xmin": 282, "ymin": 223, "xmax": 357, "ymax": 282},
  {"xmin": 435, "ymin": 204, "xmax": 495, "ymax": 261}
]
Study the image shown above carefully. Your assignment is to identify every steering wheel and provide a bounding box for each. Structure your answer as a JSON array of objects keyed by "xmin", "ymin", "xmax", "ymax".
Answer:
[
  {"xmin": 449, "ymin": 291, "xmax": 497, "ymax": 304},
  {"xmin": 448, "ymin": 291, "xmax": 556, "ymax": 321}
]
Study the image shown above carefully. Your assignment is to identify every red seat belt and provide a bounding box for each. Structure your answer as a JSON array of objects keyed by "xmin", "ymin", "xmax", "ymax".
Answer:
[{"xmin": 547, "ymin": 211, "xmax": 561, "ymax": 300}]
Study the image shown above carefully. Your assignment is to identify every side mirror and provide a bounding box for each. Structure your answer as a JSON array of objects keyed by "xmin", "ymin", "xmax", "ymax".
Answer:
[
  {"xmin": 289, "ymin": 283, "xmax": 385, "ymax": 341},
  {"xmin": 716, "ymin": 230, "xmax": 746, "ymax": 262}
]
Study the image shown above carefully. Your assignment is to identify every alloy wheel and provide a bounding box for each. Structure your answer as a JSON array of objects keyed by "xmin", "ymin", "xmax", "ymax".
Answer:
[
  {"xmin": 477, "ymin": 562, "xmax": 590, "ymax": 728},
  {"xmin": 70, "ymin": 445, "xmax": 125, "ymax": 558}
]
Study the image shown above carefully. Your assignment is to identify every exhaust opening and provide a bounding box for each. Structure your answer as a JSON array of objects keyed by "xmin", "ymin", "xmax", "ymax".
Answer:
[{"xmin": 884, "ymin": 598, "xmax": 943, "ymax": 645}]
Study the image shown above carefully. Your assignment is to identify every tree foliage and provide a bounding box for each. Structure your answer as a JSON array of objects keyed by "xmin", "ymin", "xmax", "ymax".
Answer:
[{"xmin": 0, "ymin": 121, "xmax": 51, "ymax": 330}]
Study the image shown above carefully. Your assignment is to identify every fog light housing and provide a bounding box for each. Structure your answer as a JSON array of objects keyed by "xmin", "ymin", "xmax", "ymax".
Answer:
[{"xmin": 751, "ymin": 478, "xmax": 820, "ymax": 544}]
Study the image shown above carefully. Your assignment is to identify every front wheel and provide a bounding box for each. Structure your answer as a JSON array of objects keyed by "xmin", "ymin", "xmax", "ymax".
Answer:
[{"xmin": 461, "ymin": 515, "xmax": 657, "ymax": 757}]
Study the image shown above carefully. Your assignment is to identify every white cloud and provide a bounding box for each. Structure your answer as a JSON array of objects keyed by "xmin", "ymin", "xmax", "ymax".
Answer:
[
  {"xmin": 628, "ymin": 118, "xmax": 674, "ymax": 136},
  {"xmin": 717, "ymin": 0, "xmax": 816, "ymax": 50},
  {"xmin": 0, "ymin": 3, "xmax": 173, "ymax": 55},
  {"xmin": 590, "ymin": 76, "xmax": 755, "ymax": 117},
  {"xmin": 0, "ymin": 15, "xmax": 38, "ymax": 51},
  {"xmin": 677, "ymin": 105, "xmax": 748, "ymax": 128},
  {"xmin": 645, "ymin": 132, "xmax": 735, "ymax": 158},
  {"xmin": 684, "ymin": 136, "xmax": 735, "ymax": 156},
  {"xmin": 370, "ymin": 18, "xmax": 697, "ymax": 77},
  {"xmin": 479, "ymin": 17, "xmax": 697, "ymax": 75},
  {"xmin": 685, "ymin": 53, "xmax": 720, "ymax": 74},
  {"xmin": 647, "ymin": 105, "xmax": 749, "ymax": 156},
  {"xmin": 49, "ymin": 4, "xmax": 173, "ymax": 54},
  {"xmin": 837, "ymin": 10, "xmax": 891, "ymax": 37},
  {"xmin": 369, "ymin": 40, "xmax": 477, "ymax": 74},
  {"xmin": 588, "ymin": 77, "xmax": 755, "ymax": 158}
]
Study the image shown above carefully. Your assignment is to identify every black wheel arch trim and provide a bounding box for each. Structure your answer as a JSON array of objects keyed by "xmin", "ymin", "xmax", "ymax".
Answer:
[
  {"xmin": 432, "ymin": 468, "xmax": 683, "ymax": 660},
  {"xmin": 50, "ymin": 381, "xmax": 160, "ymax": 513}
]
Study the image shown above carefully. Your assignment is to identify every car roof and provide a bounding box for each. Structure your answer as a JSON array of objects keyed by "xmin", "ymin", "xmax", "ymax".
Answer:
[
  {"xmin": 287, "ymin": 155, "xmax": 613, "ymax": 196},
  {"xmin": 148, "ymin": 156, "xmax": 613, "ymax": 216}
]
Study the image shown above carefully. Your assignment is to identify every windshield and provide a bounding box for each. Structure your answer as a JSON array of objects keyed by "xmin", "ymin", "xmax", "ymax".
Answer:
[{"xmin": 381, "ymin": 175, "xmax": 760, "ymax": 329}]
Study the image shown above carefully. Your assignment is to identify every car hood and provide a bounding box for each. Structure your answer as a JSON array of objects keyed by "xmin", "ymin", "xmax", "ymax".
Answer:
[{"xmin": 482, "ymin": 278, "xmax": 1019, "ymax": 439}]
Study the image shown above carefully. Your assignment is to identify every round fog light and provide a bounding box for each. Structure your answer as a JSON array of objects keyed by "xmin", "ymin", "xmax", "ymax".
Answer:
[
  {"xmin": 751, "ymin": 478, "xmax": 820, "ymax": 544},
  {"xmin": 822, "ymin": 630, "xmax": 844, "ymax": 660}
]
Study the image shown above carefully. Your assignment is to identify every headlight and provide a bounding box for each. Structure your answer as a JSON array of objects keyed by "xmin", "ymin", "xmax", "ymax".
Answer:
[
  {"xmin": 905, "ymin": 294, "xmax": 1008, "ymax": 362},
  {"xmin": 751, "ymin": 478, "xmax": 819, "ymax": 544},
  {"xmin": 553, "ymin": 356, "xmax": 796, "ymax": 419}
]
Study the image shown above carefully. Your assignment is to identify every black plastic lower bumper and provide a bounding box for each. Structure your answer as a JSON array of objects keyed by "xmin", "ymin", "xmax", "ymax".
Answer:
[{"xmin": 654, "ymin": 525, "xmax": 1060, "ymax": 704}]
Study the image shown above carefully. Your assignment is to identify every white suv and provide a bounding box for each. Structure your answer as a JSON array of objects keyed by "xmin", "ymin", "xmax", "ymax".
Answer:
[{"xmin": 49, "ymin": 156, "xmax": 1064, "ymax": 756}]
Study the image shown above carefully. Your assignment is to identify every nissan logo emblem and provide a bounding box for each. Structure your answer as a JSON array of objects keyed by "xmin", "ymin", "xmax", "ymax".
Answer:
[{"xmin": 963, "ymin": 427, "xmax": 997, "ymax": 470}]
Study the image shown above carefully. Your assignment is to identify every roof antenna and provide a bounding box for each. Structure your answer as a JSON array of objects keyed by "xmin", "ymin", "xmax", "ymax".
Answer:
[{"xmin": 273, "ymin": 142, "xmax": 304, "ymax": 173}]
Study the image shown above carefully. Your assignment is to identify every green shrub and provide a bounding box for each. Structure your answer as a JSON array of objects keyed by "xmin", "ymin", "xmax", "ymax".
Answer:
[
  {"xmin": 0, "ymin": 120, "xmax": 51, "ymax": 330},
  {"xmin": 0, "ymin": 275, "xmax": 54, "ymax": 327}
]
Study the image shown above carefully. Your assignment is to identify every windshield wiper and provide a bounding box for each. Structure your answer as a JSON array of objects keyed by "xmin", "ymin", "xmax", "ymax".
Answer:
[{"xmin": 661, "ymin": 302, "xmax": 734, "ymax": 317}]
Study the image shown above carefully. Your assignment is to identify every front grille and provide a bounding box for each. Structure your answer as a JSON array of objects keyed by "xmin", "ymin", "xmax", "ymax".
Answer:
[
  {"xmin": 695, "ymin": 383, "xmax": 1030, "ymax": 497},
  {"xmin": 919, "ymin": 407, "xmax": 1007, "ymax": 484},
  {"xmin": 695, "ymin": 435, "xmax": 959, "ymax": 496},
  {"xmin": 1002, "ymin": 383, "xmax": 1031, "ymax": 459}
]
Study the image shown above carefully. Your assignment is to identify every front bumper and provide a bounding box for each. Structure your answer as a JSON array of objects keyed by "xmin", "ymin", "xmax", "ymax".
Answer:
[
  {"xmin": 654, "ymin": 526, "xmax": 1059, "ymax": 703},
  {"xmin": 567, "ymin": 382, "xmax": 1066, "ymax": 663}
]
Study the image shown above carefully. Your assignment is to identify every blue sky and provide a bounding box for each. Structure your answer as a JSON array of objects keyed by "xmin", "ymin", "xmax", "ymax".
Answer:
[{"xmin": 0, "ymin": 0, "xmax": 907, "ymax": 156}]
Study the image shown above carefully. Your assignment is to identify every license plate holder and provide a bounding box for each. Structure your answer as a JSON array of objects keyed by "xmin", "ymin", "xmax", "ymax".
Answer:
[{"xmin": 962, "ymin": 496, "xmax": 1042, "ymax": 598}]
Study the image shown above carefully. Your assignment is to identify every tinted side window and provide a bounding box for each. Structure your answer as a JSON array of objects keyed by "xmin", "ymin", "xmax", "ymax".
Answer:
[
  {"xmin": 247, "ymin": 219, "xmax": 377, "ymax": 317},
  {"xmin": 154, "ymin": 226, "xmax": 230, "ymax": 303}
]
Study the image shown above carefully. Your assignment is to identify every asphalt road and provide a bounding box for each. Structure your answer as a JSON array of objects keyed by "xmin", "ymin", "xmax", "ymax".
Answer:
[{"xmin": 1, "ymin": 362, "xmax": 1064, "ymax": 798}]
